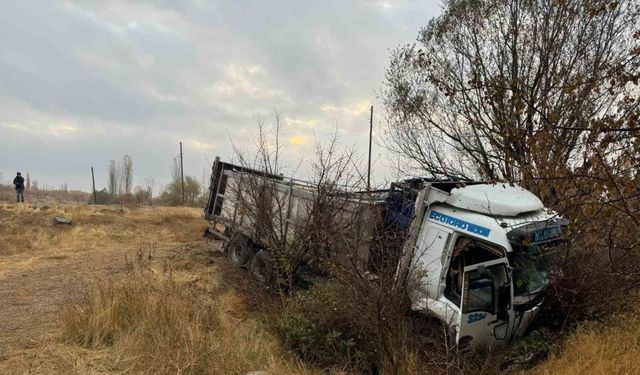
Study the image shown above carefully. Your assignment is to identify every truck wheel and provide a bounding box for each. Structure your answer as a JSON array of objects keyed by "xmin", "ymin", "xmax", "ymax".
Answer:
[
  {"xmin": 227, "ymin": 233, "xmax": 252, "ymax": 267},
  {"xmin": 250, "ymin": 250, "xmax": 275, "ymax": 287},
  {"xmin": 409, "ymin": 311, "xmax": 450, "ymax": 348}
]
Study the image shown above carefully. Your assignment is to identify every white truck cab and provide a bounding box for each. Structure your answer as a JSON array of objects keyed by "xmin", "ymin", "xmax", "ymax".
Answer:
[{"xmin": 404, "ymin": 182, "xmax": 569, "ymax": 349}]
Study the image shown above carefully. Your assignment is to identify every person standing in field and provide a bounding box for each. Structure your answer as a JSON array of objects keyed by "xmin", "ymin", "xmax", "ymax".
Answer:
[{"xmin": 13, "ymin": 172, "xmax": 25, "ymax": 203}]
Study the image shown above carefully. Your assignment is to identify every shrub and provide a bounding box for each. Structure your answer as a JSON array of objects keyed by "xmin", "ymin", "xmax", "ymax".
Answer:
[
  {"xmin": 158, "ymin": 176, "xmax": 202, "ymax": 207},
  {"xmin": 273, "ymin": 281, "xmax": 378, "ymax": 372},
  {"xmin": 61, "ymin": 255, "xmax": 220, "ymax": 373}
]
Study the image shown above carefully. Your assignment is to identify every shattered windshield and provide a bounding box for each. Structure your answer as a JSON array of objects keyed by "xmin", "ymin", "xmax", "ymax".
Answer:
[
  {"xmin": 509, "ymin": 241, "xmax": 565, "ymax": 296},
  {"xmin": 509, "ymin": 252, "xmax": 549, "ymax": 296}
]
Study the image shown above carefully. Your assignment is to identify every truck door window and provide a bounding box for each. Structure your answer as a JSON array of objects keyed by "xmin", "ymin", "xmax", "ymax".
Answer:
[
  {"xmin": 465, "ymin": 265, "xmax": 508, "ymax": 314},
  {"xmin": 467, "ymin": 275, "xmax": 493, "ymax": 313},
  {"xmin": 445, "ymin": 237, "xmax": 505, "ymax": 307}
]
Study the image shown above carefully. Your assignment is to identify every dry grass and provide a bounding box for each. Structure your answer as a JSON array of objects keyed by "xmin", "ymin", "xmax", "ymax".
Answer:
[
  {"xmin": 529, "ymin": 308, "xmax": 640, "ymax": 375},
  {"xmin": 0, "ymin": 203, "xmax": 335, "ymax": 375},
  {"xmin": 0, "ymin": 204, "xmax": 204, "ymax": 257},
  {"xmin": 0, "ymin": 184, "xmax": 90, "ymax": 205},
  {"xmin": 57, "ymin": 252, "xmax": 323, "ymax": 375}
]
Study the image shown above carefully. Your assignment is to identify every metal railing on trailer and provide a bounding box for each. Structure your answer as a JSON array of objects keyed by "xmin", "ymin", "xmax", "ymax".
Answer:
[
  {"xmin": 204, "ymin": 157, "xmax": 284, "ymax": 221},
  {"xmin": 203, "ymin": 157, "xmax": 386, "ymax": 243}
]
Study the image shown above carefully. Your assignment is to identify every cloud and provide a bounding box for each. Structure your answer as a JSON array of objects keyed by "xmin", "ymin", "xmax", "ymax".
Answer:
[
  {"xmin": 2, "ymin": 120, "xmax": 93, "ymax": 139},
  {"xmin": 0, "ymin": 0, "xmax": 440, "ymax": 190},
  {"xmin": 319, "ymin": 100, "xmax": 372, "ymax": 117},
  {"xmin": 187, "ymin": 139, "xmax": 215, "ymax": 151},
  {"xmin": 288, "ymin": 135, "xmax": 307, "ymax": 146},
  {"xmin": 204, "ymin": 63, "xmax": 293, "ymax": 106},
  {"xmin": 286, "ymin": 117, "xmax": 319, "ymax": 128}
]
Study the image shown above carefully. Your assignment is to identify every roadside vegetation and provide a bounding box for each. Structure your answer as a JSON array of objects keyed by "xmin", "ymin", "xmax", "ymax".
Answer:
[
  {"xmin": 0, "ymin": 204, "xmax": 329, "ymax": 375},
  {"xmin": 59, "ymin": 249, "xmax": 323, "ymax": 375},
  {"xmin": 531, "ymin": 307, "xmax": 640, "ymax": 375},
  {"xmin": 0, "ymin": 202, "xmax": 638, "ymax": 374}
]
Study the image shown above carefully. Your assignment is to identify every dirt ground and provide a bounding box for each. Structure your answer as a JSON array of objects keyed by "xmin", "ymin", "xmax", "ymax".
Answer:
[{"xmin": 0, "ymin": 204, "xmax": 215, "ymax": 373}]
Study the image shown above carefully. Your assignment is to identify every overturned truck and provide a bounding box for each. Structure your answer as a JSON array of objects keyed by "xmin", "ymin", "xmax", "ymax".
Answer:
[{"xmin": 204, "ymin": 157, "xmax": 570, "ymax": 349}]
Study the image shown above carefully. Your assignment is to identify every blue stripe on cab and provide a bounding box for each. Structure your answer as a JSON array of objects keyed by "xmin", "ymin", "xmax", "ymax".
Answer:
[{"xmin": 429, "ymin": 210, "xmax": 491, "ymax": 237}]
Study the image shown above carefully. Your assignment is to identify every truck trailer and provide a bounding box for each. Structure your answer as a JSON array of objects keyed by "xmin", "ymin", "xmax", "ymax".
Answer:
[{"xmin": 204, "ymin": 157, "xmax": 570, "ymax": 349}]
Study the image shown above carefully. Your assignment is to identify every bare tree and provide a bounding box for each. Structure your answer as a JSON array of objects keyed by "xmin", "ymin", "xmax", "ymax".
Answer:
[
  {"xmin": 25, "ymin": 173, "xmax": 31, "ymax": 190},
  {"xmin": 108, "ymin": 159, "xmax": 119, "ymax": 195},
  {"xmin": 122, "ymin": 155, "xmax": 133, "ymax": 195},
  {"xmin": 171, "ymin": 156, "xmax": 181, "ymax": 183},
  {"xmin": 144, "ymin": 176, "xmax": 155, "ymax": 199},
  {"xmin": 223, "ymin": 116, "xmax": 435, "ymax": 373},
  {"xmin": 385, "ymin": 0, "xmax": 639, "ymax": 182}
]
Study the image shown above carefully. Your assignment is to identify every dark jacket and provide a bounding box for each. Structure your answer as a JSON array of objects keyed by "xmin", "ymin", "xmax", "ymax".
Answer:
[{"xmin": 13, "ymin": 176, "xmax": 25, "ymax": 190}]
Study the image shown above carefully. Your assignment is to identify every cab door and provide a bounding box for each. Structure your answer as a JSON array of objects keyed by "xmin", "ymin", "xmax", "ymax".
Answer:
[{"xmin": 456, "ymin": 258, "xmax": 512, "ymax": 349}]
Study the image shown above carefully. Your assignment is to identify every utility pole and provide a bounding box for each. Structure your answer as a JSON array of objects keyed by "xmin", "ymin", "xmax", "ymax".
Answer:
[
  {"xmin": 180, "ymin": 141, "xmax": 185, "ymax": 205},
  {"xmin": 367, "ymin": 105, "xmax": 373, "ymax": 191},
  {"xmin": 91, "ymin": 167, "xmax": 97, "ymax": 205}
]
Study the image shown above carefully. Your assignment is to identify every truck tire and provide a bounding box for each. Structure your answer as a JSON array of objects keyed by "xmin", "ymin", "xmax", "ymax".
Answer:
[
  {"xmin": 250, "ymin": 250, "xmax": 275, "ymax": 287},
  {"xmin": 226, "ymin": 233, "xmax": 252, "ymax": 267},
  {"xmin": 409, "ymin": 311, "xmax": 451, "ymax": 348}
]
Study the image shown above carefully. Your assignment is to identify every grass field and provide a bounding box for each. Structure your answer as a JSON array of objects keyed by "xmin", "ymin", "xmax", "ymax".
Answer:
[
  {"xmin": 0, "ymin": 203, "xmax": 329, "ymax": 375},
  {"xmin": 0, "ymin": 202, "xmax": 638, "ymax": 374},
  {"xmin": 528, "ymin": 310, "xmax": 640, "ymax": 375}
]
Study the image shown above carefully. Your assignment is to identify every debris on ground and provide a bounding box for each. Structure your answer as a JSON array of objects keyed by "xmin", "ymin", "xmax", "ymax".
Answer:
[{"xmin": 53, "ymin": 216, "xmax": 72, "ymax": 225}]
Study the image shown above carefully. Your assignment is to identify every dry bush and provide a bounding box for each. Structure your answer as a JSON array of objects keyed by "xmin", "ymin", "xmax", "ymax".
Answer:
[
  {"xmin": 272, "ymin": 281, "xmax": 379, "ymax": 371},
  {"xmin": 59, "ymin": 250, "xmax": 323, "ymax": 375},
  {"xmin": 270, "ymin": 278, "xmax": 494, "ymax": 375}
]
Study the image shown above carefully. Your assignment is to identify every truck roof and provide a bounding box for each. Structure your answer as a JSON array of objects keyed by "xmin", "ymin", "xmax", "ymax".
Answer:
[{"xmin": 444, "ymin": 183, "xmax": 544, "ymax": 217}]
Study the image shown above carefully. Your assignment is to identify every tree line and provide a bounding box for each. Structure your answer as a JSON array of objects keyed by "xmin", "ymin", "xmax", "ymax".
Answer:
[{"xmin": 98, "ymin": 154, "xmax": 204, "ymax": 206}]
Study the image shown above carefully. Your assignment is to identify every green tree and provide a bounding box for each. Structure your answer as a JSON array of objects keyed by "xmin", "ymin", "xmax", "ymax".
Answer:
[{"xmin": 160, "ymin": 176, "xmax": 201, "ymax": 206}]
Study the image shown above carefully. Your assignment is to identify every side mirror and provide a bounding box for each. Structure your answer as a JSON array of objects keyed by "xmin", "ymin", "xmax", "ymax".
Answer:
[{"xmin": 493, "ymin": 321, "xmax": 509, "ymax": 340}]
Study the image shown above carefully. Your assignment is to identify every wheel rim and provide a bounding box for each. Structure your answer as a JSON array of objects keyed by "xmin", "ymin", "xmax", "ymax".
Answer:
[
  {"xmin": 230, "ymin": 246, "xmax": 240, "ymax": 263},
  {"xmin": 228, "ymin": 235, "xmax": 248, "ymax": 265}
]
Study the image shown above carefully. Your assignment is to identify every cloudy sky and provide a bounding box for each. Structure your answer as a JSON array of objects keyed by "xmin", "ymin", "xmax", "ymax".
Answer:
[{"xmin": 0, "ymin": 0, "xmax": 440, "ymax": 192}]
